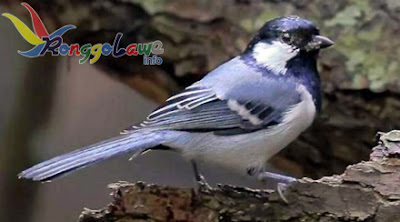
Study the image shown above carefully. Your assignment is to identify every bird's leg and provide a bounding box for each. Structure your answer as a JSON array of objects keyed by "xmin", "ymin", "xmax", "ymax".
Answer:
[
  {"xmin": 253, "ymin": 169, "xmax": 298, "ymax": 203},
  {"xmin": 257, "ymin": 171, "xmax": 297, "ymax": 184},
  {"xmin": 191, "ymin": 160, "xmax": 211, "ymax": 192}
]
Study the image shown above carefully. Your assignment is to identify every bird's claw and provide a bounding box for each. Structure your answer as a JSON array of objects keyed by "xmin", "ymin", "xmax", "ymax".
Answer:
[
  {"xmin": 257, "ymin": 171, "xmax": 297, "ymax": 203},
  {"xmin": 196, "ymin": 172, "xmax": 212, "ymax": 192},
  {"xmin": 277, "ymin": 182, "xmax": 289, "ymax": 204}
]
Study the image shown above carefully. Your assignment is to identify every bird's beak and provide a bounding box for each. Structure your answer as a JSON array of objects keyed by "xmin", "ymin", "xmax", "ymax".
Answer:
[{"xmin": 305, "ymin": 35, "xmax": 334, "ymax": 51}]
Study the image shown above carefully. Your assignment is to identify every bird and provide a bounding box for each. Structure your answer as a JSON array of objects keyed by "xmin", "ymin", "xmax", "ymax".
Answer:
[{"xmin": 19, "ymin": 16, "xmax": 333, "ymax": 187}]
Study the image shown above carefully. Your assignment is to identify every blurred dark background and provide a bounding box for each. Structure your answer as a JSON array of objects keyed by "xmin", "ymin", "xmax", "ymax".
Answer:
[{"xmin": 0, "ymin": 0, "xmax": 399, "ymax": 221}]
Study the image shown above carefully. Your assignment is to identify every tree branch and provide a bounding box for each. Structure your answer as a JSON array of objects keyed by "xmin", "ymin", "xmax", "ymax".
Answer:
[{"xmin": 79, "ymin": 130, "xmax": 400, "ymax": 222}]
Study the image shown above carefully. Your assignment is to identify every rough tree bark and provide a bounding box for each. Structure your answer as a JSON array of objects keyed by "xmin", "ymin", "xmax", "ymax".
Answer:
[{"xmin": 79, "ymin": 130, "xmax": 400, "ymax": 222}]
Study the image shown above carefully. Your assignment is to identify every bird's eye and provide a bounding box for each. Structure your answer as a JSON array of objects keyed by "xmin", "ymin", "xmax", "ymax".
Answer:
[{"xmin": 281, "ymin": 32, "xmax": 291, "ymax": 43}]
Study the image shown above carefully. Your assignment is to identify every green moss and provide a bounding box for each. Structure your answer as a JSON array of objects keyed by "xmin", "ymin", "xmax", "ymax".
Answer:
[
  {"xmin": 346, "ymin": 50, "xmax": 366, "ymax": 72},
  {"xmin": 131, "ymin": 0, "xmax": 167, "ymax": 14},
  {"xmin": 325, "ymin": 5, "xmax": 362, "ymax": 27},
  {"xmin": 357, "ymin": 24, "xmax": 383, "ymax": 42},
  {"xmin": 239, "ymin": 9, "xmax": 281, "ymax": 33},
  {"xmin": 362, "ymin": 53, "xmax": 388, "ymax": 92},
  {"xmin": 255, "ymin": 10, "xmax": 280, "ymax": 30},
  {"xmin": 333, "ymin": 29, "xmax": 360, "ymax": 54},
  {"xmin": 350, "ymin": 0, "xmax": 372, "ymax": 17},
  {"xmin": 352, "ymin": 74, "xmax": 369, "ymax": 89},
  {"xmin": 337, "ymin": 30, "xmax": 391, "ymax": 91},
  {"xmin": 240, "ymin": 19, "xmax": 255, "ymax": 33},
  {"xmin": 368, "ymin": 65, "xmax": 387, "ymax": 92},
  {"xmin": 388, "ymin": 61, "xmax": 399, "ymax": 75},
  {"xmin": 387, "ymin": 61, "xmax": 400, "ymax": 88}
]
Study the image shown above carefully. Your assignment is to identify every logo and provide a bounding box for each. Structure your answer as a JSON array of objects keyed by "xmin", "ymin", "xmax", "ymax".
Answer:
[{"xmin": 3, "ymin": 3, "xmax": 164, "ymax": 65}]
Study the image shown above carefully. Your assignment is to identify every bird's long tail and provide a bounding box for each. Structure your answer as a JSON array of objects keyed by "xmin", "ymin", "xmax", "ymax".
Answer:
[{"xmin": 19, "ymin": 130, "xmax": 165, "ymax": 182}]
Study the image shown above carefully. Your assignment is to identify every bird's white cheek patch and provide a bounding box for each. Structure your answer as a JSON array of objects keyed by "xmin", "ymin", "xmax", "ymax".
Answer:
[{"xmin": 252, "ymin": 41, "xmax": 299, "ymax": 75}]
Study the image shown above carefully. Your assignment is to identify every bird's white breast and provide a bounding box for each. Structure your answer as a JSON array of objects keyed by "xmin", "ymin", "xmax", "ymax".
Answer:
[{"xmin": 163, "ymin": 84, "xmax": 316, "ymax": 174}]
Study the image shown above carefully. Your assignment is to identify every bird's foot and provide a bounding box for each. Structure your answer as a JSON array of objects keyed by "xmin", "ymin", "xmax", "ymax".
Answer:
[
  {"xmin": 195, "ymin": 172, "xmax": 212, "ymax": 193},
  {"xmin": 257, "ymin": 171, "xmax": 297, "ymax": 204},
  {"xmin": 191, "ymin": 160, "xmax": 212, "ymax": 193}
]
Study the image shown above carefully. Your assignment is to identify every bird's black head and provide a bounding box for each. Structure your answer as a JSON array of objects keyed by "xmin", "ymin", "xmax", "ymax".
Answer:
[
  {"xmin": 246, "ymin": 16, "xmax": 333, "ymax": 52},
  {"xmin": 243, "ymin": 16, "xmax": 333, "ymax": 75}
]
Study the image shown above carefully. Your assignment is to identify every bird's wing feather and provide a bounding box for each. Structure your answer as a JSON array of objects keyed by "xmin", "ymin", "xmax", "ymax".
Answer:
[{"xmin": 123, "ymin": 76, "xmax": 301, "ymax": 135}]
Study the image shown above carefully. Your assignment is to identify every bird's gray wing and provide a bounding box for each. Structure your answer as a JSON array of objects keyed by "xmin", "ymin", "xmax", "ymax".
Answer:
[{"xmin": 123, "ymin": 77, "xmax": 302, "ymax": 135}]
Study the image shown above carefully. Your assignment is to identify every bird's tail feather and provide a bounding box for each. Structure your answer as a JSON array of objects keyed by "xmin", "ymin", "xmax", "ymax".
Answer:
[{"xmin": 18, "ymin": 130, "xmax": 164, "ymax": 182}]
